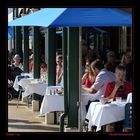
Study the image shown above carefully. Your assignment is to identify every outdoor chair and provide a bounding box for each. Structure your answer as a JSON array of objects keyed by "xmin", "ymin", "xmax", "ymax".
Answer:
[{"xmin": 123, "ymin": 103, "xmax": 132, "ymax": 132}]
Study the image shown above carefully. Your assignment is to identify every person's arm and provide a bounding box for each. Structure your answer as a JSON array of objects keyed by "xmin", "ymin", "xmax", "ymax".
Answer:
[
  {"xmin": 56, "ymin": 70, "xmax": 63, "ymax": 84},
  {"xmin": 85, "ymin": 73, "xmax": 103, "ymax": 94},
  {"xmin": 107, "ymin": 87, "xmax": 118, "ymax": 99},
  {"xmin": 82, "ymin": 86, "xmax": 97, "ymax": 94},
  {"xmin": 105, "ymin": 80, "xmax": 121, "ymax": 101},
  {"xmin": 83, "ymin": 73, "xmax": 104, "ymax": 94}
]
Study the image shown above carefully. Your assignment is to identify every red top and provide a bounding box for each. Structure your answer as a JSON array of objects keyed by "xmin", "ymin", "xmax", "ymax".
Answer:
[
  {"xmin": 104, "ymin": 81, "xmax": 132, "ymax": 99},
  {"xmin": 83, "ymin": 74, "xmax": 94, "ymax": 88},
  {"xmin": 29, "ymin": 63, "xmax": 33, "ymax": 72}
]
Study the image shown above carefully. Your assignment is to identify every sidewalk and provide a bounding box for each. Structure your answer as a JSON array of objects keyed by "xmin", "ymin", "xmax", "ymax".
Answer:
[{"xmin": 8, "ymin": 99, "xmax": 60, "ymax": 132}]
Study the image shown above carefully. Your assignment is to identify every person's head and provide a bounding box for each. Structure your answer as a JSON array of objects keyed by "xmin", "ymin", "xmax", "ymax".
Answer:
[
  {"xmin": 115, "ymin": 65, "xmax": 126, "ymax": 81},
  {"xmin": 90, "ymin": 60, "xmax": 104, "ymax": 75},
  {"xmin": 40, "ymin": 62, "xmax": 47, "ymax": 73},
  {"xmin": 56, "ymin": 55, "xmax": 63, "ymax": 65},
  {"xmin": 13, "ymin": 54, "xmax": 21, "ymax": 64},
  {"xmin": 104, "ymin": 62, "xmax": 113, "ymax": 71},
  {"xmin": 85, "ymin": 58, "xmax": 94, "ymax": 73},
  {"xmin": 106, "ymin": 51, "xmax": 115, "ymax": 63},
  {"xmin": 121, "ymin": 52, "xmax": 131, "ymax": 65}
]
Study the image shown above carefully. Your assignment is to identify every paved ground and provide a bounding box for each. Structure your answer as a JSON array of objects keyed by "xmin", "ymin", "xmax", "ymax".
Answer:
[{"xmin": 8, "ymin": 99, "xmax": 60, "ymax": 132}]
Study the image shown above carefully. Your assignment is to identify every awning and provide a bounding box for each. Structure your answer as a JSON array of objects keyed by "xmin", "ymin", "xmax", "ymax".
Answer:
[
  {"xmin": 8, "ymin": 8, "xmax": 66, "ymax": 27},
  {"xmin": 8, "ymin": 8, "xmax": 132, "ymax": 27}
]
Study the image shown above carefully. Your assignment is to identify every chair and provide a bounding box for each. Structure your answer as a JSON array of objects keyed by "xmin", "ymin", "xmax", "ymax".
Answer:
[
  {"xmin": 17, "ymin": 75, "xmax": 29, "ymax": 108},
  {"xmin": 123, "ymin": 103, "xmax": 132, "ymax": 132}
]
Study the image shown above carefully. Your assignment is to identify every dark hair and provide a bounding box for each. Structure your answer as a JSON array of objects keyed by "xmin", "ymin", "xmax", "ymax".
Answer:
[
  {"xmin": 115, "ymin": 64, "xmax": 126, "ymax": 71},
  {"xmin": 91, "ymin": 60, "xmax": 104, "ymax": 70}
]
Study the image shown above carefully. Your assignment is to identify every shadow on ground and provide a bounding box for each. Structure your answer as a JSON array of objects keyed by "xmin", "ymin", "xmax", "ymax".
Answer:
[
  {"xmin": 8, "ymin": 119, "xmax": 41, "ymax": 124},
  {"xmin": 8, "ymin": 102, "xmax": 26, "ymax": 106},
  {"xmin": 8, "ymin": 124, "xmax": 59, "ymax": 131}
]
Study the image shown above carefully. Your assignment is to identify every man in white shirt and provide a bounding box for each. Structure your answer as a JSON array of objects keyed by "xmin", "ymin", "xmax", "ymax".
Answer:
[{"xmin": 82, "ymin": 60, "xmax": 116, "ymax": 101}]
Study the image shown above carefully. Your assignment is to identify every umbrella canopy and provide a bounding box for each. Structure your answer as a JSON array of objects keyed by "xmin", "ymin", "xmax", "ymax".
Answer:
[{"xmin": 8, "ymin": 8, "xmax": 132, "ymax": 27}]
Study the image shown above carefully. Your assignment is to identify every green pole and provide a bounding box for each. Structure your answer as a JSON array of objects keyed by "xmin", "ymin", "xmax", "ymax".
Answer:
[
  {"xmin": 46, "ymin": 28, "xmax": 56, "ymax": 123},
  {"xmin": 15, "ymin": 26, "xmax": 22, "ymax": 57},
  {"xmin": 32, "ymin": 27, "xmax": 40, "ymax": 78},
  {"xmin": 60, "ymin": 27, "xmax": 69, "ymax": 132},
  {"xmin": 47, "ymin": 28, "xmax": 56, "ymax": 86},
  {"xmin": 23, "ymin": 26, "xmax": 29, "ymax": 72},
  {"xmin": 15, "ymin": 8, "xmax": 22, "ymax": 57},
  {"xmin": 67, "ymin": 27, "xmax": 79, "ymax": 128},
  {"xmin": 13, "ymin": 8, "xmax": 16, "ymax": 53},
  {"xmin": 32, "ymin": 27, "xmax": 40, "ymax": 101}
]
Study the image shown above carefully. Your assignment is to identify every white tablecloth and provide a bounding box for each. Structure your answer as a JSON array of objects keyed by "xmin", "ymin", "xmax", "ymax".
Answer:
[
  {"xmin": 40, "ymin": 94, "xmax": 64, "ymax": 115},
  {"xmin": 126, "ymin": 93, "xmax": 132, "ymax": 103},
  {"xmin": 13, "ymin": 73, "xmax": 32, "ymax": 91},
  {"xmin": 17, "ymin": 78, "xmax": 34, "ymax": 90},
  {"xmin": 81, "ymin": 93, "xmax": 99, "ymax": 122},
  {"xmin": 40, "ymin": 85, "xmax": 63, "ymax": 115},
  {"xmin": 22, "ymin": 82, "xmax": 48, "ymax": 97},
  {"xmin": 40, "ymin": 91, "xmax": 98, "ymax": 120},
  {"xmin": 13, "ymin": 76, "xmax": 30, "ymax": 91},
  {"xmin": 86, "ymin": 101, "xmax": 127, "ymax": 132}
]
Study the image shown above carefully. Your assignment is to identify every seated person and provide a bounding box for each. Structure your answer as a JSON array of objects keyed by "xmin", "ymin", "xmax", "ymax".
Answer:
[
  {"xmin": 82, "ymin": 60, "xmax": 115, "ymax": 101},
  {"xmin": 10, "ymin": 54, "xmax": 23, "ymax": 81},
  {"xmin": 105, "ymin": 51, "xmax": 120, "ymax": 72},
  {"xmin": 102, "ymin": 64, "xmax": 132, "ymax": 132},
  {"xmin": 12, "ymin": 54, "xmax": 23, "ymax": 71},
  {"xmin": 121, "ymin": 51, "xmax": 132, "ymax": 82},
  {"xmin": 40, "ymin": 62, "xmax": 47, "ymax": 74},
  {"xmin": 82, "ymin": 63, "xmax": 96, "ymax": 88},
  {"xmin": 82, "ymin": 60, "xmax": 115, "ymax": 121},
  {"xmin": 103, "ymin": 64, "xmax": 132, "ymax": 102}
]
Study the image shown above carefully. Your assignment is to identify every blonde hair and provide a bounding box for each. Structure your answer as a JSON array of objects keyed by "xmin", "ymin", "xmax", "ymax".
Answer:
[
  {"xmin": 13, "ymin": 54, "xmax": 21, "ymax": 61},
  {"xmin": 89, "ymin": 65, "xmax": 96, "ymax": 83}
]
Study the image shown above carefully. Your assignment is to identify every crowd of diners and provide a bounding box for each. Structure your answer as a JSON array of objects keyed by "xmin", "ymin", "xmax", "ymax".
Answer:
[
  {"xmin": 80, "ymin": 46, "xmax": 132, "ymax": 132},
  {"xmin": 8, "ymin": 41, "xmax": 132, "ymax": 132}
]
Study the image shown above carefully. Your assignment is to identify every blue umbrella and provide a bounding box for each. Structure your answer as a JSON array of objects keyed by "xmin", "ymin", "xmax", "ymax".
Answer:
[{"xmin": 8, "ymin": 8, "xmax": 132, "ymax": 27}]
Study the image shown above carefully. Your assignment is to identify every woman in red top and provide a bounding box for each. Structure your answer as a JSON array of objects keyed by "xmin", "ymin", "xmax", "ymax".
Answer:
[
  {"xmin": 104, "ymin": 64, "xmax": 132, "ymax": 101},
  {"xmin": 82, "ymin": 64, "xmax": 96, "ymax": 88}
]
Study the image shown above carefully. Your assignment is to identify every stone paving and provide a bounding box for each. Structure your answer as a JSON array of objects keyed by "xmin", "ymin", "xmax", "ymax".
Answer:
[{"xmin": 8, "ymin": 99, "xmax": 60, "ymax": 132}]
